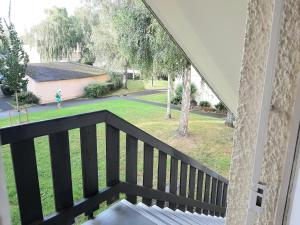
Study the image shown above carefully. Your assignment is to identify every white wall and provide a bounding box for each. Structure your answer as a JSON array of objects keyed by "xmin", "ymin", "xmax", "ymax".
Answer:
[
  {"xmin": 26, "ymin": 74, "xmax": 110, "ymax": 104},
  {"xmin": 174, "ymin": 66, "xmax": 220, "ymax": 106}
]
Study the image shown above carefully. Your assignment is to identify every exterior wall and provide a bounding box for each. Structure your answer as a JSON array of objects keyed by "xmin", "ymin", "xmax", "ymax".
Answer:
[
  {"xmin": 226, "ymin": 0, "xmax": 300, "ymax": 225},
  {"xmin": 174, "ymin": 66, "xmax": 220, "ymax": 106},
  {"xmin": 26, "ymin": 74, "xmax": 110, "ymax": 104}
]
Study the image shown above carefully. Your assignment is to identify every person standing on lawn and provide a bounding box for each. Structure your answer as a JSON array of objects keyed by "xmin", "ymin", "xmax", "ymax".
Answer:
[{"xmin": 55, "ymin": 89, "xmax": 62, "ymax": 109}]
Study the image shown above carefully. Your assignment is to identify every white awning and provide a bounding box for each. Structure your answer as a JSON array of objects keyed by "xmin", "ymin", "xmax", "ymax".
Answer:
[{"xmin": 143, "ymin": 0, "xmax": 248, "ymax": 114}]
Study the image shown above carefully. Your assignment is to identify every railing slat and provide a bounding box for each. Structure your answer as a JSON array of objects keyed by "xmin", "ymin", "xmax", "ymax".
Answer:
[
  {"xmin": 11, "ymin": 139, "xmax": 43, "ymax": 225},
  {"xmin": 215, "ymin": 180, "xmax": 223, "ymax": 217},
  {"xmin": 49, "ymin": 132, "xmax": 74, "ymax": 215},
  {"xmin": 203, "ymin": 174, "xmax": 211, "ymax": 215},
  {"xmin": 142, "ymin": 143, "xmax": 154, "ymax": 206},
  {"xmin": 157, "ymin": 151, "xmax": 167, "ymax": 208},
  {"xmin": 210, "ymin": 177, "xmax": 217, "ymax": 216},
  {"xmin": 187, "ymin": 166, "xmax": 196, "ymax": 212},
  {"xmin": 169, "ymin": 157, "xmax": 178, "ymax": 210},
  {"xmin": 179, "ymin": 162, "xmax": 187, "ymax": 211},
  {"xmin": 80, "ymin": 125, "xmax": 98, "ymax": 218},
  {"xmin": 196, "ymin": 170, "xmax": 204, "ymax": 214},
  {"xmin": 221, "ymin": 183, "xmax": 228, "ymax": 217},
  {"xmin": 126, "ymin": 134, "xmax": 138, "ymax": 204},
  {"xmin": 106, "ymin": 124, "xmax": 120, "ymax": 203}
]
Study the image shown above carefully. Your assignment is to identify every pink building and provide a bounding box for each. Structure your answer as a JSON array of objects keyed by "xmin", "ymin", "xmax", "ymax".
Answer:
[{"xmin": 26, "ymin": 62, "xmax": 110, "ymax": 104}]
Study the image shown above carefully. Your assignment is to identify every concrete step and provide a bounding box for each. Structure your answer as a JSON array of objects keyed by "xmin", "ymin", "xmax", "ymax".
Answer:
[{"xmin": 83, "ymin": 200, "xmax": 225, "ymax": 225}]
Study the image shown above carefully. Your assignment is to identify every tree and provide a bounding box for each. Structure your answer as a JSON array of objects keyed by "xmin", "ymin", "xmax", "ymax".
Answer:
[
  {"xmin": 112, "ymin": 0, "xmax": 153, "ymax": 88},
  {"xmin": 178, "ymin": 62, "xmax": 192, "ymax": 136},
  {"xmin": 31, "ymin": 7, "xmax": 92, "ymax": 63},
  {"xmin": 0, "ymin": 19, "xmax": 29, "ymax": 112},
  {"xmin": 150, "ymin": 20, "xmax": 187, "ymax": 119}
]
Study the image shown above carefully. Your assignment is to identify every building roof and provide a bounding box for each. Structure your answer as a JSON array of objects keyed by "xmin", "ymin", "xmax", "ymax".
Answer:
[{"xmin": 26, "ymin": 62, "xmax": 106, "ymax": 82}]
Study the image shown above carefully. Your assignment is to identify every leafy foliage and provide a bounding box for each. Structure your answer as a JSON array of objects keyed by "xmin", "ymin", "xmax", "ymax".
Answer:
[
  {"xmin": 109, "ymin": 72, "xmax": 123, "ymax": 89},
  {"xmin": 171, "ymin": 83, "xmax": 197, "ymax": 105},
  {"xmin": 30, "ymin": 7, "xmax": 95, "ymax": 64},
  {"xmin": 199, "ymin": 101, "xmax": 211, "ymax": 107},
  {"xmin": 84, "ymin": 82, "xmax": 118, "ymax": 98},
  {"xmin": 14, "ymin": 91, "xmax": 40, "ymax": 105},
  {"xmin": 215, "ymin": 102, "xmax": 227, "ymax": 112},
  {"xmin": 0, "ymin": 19, "xmax": 29, "ymax": 95}
]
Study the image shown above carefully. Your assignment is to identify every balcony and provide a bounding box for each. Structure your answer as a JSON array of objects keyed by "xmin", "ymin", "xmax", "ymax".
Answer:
[{"xmin": 0, "ymin": 110, "xmax": 228, "ymax": 225}]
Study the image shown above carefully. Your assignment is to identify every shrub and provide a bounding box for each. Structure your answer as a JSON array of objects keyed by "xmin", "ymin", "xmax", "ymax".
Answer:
[
  {"xmin": 215, "ymin": 102, "xmax": 227, "ymax": 112},
  {"xmin": 84, "ymin": 83, "xmax": 112, "ymax": 98},
  {"xmin": 171, "ymin": 83, "xmax": 197, "ymax": 105},
  {"xmin": 14, "ymin": 91, "xmax": 40, "ymax": 105},
  {"xmin": 199, "ymin": 101, "xmax": 211, "ymax": 107},
  {"xmin": 109, "ymin": 72, "xmax": 123, "ymax": 89},
  {"xmin": 1, "ymin": 84, "xmax": 14, "ymax": 96}
]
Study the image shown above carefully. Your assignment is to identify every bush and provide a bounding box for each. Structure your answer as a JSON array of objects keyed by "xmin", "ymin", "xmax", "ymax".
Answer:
[
  {"xmin": 84, "ymin": 83, "xmax": 112, "ymax": 98},
  {"xmin": 14, "ymin": 91, "xmax": 40, "ymax": 105},
  {"xmin": 215, "ymin": 102, "xmax": 227, "ymax": 112},
  {"xmin": 109, "ymin": 72, "xmax": 123, "ymax": 89},
  {"xmin": 1, "ymin": 84, "xmax": 14, "ymax": 96},
  {"xmin": 171, "ymin": 83, "xmax": 197, "ymax": 105},
  {"xmin": 199, "ymin": 101, "xmax": 211, "ymax": 107}
]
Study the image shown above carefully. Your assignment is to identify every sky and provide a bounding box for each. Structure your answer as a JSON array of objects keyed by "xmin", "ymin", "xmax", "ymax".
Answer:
[{"xmin": 0, "ymin": 0, "xmax": 82, "ymax": 35}]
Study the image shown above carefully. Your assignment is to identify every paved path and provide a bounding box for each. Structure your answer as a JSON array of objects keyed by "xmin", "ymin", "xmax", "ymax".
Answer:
[{"xmin": 0, "ymin": 89, "xmax": 225, "ymax": 119}]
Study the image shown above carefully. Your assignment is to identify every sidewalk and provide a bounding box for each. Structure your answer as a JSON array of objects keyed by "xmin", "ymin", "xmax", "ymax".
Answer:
[{"xmin": 0, "ymin": 89, "xmax": 225, "ymax": 120}]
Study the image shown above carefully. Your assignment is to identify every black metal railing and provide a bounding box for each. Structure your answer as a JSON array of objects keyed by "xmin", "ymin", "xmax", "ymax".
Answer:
[{"xmin": 0, "ymin": 110, "xmax": 228, "ymax": 225}]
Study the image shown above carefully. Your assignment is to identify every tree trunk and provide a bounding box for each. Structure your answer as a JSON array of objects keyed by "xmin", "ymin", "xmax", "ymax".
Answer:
[
  {"xmin": 132, "ymin": 69, "xmax": 135, "ymax": 80},
  {"xmin": 178, "ymin": 64, "xmax": 191, "ymax": 136},
  {"xmin": 123, "ymin": 66, "xmax": 128, "ymax": 89},
  {"xmin": 15, "ymin": 92, "xmax": 21, "ymax": 123},
  {"xmin": 166, "ymin": 74, "xmax": 172, "ymax": 119},
  {"xmin": 151, "ymin": 75, "xmax": 154, "ymax": 87},
  {"xmin": 225, "ymin": 111, "xmax": 235, "ymax": 128}
]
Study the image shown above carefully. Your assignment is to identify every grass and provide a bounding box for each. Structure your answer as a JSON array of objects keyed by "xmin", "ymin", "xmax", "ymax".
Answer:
[
  {"xmin": 110, "ymin": 80, "xmax": 145, "ymax": 96},
  {"xmin": 137, "ymin": 92, "xmax": 167, "ymax": 104},
  {"xmin": 143, "ymin": 80, "xmax": 168, "ymax": 89},
  {"xmin": 1, "ymin": 99, "xmax": 233, "ymax": 224}
]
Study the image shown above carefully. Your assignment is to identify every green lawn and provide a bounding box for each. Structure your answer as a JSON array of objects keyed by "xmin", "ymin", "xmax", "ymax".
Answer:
[
  {"xmin": 143, "ymin": 80, "xmax": 168, "ymax": 89},
  {"xmin": 137, "ymin": 92, "xmax": 167, "ymax": 104},
  {"xmin": 1, "ymin": 99, "xmax": 233, "ymax": 224},
  {"xmin": 106, "ymin": 79, "xmax": 167, "ymax": 97}
]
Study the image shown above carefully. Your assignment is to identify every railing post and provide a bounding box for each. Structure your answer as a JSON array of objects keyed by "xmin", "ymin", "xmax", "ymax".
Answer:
[
  {"xmin": 0, "ymin": 141, "xmax": 11, "ymax": 225},
  {"xmin": 106, "ymin": 124, "xmax": 120, "ymax": 203},
  {"xmin": 143, "ymin": 143, "xmax": 154, "ymax": 206},
  {"xmin": 80, "ymin": 125, "xmax": 99, "ymax": 218},
  {"xmin": 179, "ymin": 162, "xmax": 188, "ymax": 211},
  {"xmin": 157, "ymin": 151, "xmax": 167, "ymax": 208},
  {"xmin": 126, "ymin": 134, "xmax": 138, "ymax": 204}
]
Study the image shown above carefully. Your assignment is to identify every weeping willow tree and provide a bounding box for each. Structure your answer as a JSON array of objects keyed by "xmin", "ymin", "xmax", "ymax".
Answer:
[
  {"xmin": 150, "ymin": 20, "xmax": 188, "ymax": 119},
  {"xmin": 32, "ymin": 7, "xmax": 84, "ymax": 62}
]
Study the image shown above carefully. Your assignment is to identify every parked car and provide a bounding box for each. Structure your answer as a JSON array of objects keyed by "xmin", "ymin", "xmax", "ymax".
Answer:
[{"xmin": 0, "ymin": 74, "xmax": 3, "ymax": 84}]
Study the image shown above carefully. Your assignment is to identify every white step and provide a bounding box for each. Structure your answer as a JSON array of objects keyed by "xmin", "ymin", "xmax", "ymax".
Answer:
[
  {"xmin": 163, "ymin": 207, "xmax": 198, "ymax": 225},
  {"xmin": 120, "ymin": 200, "xmax": 165, "ymax": 225},
  {"xmin": 192, "ymin": 212, "xmax": 225, "ymax": 225},
  {"xmin": 137, "ymin": 202, "xmax": 180, "ymax": 225},
  {"xmin": 83, "ymin": 200, "xmax": 225, "ymax": 225},
  {"xmin": 152, "ymin": 205, "xmax": 192, "ymax": 225}
]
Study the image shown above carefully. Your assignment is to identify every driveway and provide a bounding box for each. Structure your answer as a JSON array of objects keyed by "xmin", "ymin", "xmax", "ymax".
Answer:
[{"xmin": 0, "ymin": 95, "xmax": 13, "ymax": 112}]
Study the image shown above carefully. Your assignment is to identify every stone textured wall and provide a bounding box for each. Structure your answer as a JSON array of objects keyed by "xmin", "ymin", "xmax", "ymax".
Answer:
[
  {"xmin": 226, "ymin": 0, "xmax": 300, "ymax": 224},
  {"xmin": 225, "ymin": 0, "xmax": 274, "ymax": 224},
  {"xmin": 256, "ymin": 0, "xmax": 300, "ymax": 224}
]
